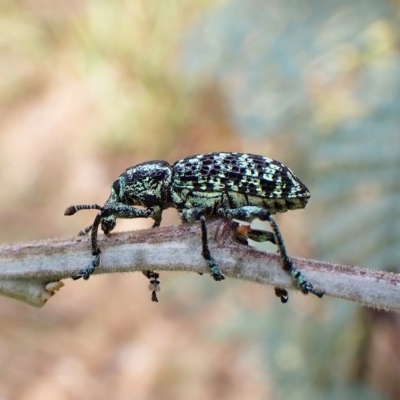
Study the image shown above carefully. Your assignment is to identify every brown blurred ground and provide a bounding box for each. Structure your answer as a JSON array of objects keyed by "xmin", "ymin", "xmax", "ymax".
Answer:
[{"xmin": 0, "ymin": 2, "xmax": 279, "ymax": 399}]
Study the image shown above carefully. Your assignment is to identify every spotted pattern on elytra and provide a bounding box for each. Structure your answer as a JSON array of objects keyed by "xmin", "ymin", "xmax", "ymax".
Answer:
[{"xmin": 171, "ymin": 152, "xmax": 310, "ymax": 215}]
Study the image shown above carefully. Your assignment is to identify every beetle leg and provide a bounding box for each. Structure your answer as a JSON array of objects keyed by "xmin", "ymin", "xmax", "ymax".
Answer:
[
  {"xmin": 143, "ymin": 207, "xmax": 163, "ymax": 302},
  {"xmin": 180, "ymin": 208, "xmax": 225, "ymax": 282},
  {"xmin": 78, "ymin": 224, "xmax": 93, "ymax": 236},
  {"xmin": 234, "ymin": 224, "xmax": 276, "ymax": 245},
  {"xmin": 142, "ymin": 270, "xmax": 161, "ymax": 302},
  {"xmin": 218, "ymin": 206, "xmax": 324, "ymax": 301},
  {"xmin": 233, "ymin": 223, "xmax": 286, "ymax": 302},
  {"xmin": 71, "ymin": 204, "xmax": 154, "ymax": 280},
  {"xmin": 64, "ymin": 204, "xmax": 102, "ymax": 236}
]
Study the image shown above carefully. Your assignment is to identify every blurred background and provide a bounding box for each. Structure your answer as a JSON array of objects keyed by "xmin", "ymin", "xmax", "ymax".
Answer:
[{"xmin": 0, "ymin": 0, "xmax": 399, "ymax": 399}]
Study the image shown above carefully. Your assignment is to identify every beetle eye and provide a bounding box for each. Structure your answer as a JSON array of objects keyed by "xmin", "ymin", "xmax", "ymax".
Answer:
[{"xmin": 112, "ymin": 179, "xmax": 121, "ymax": 196}]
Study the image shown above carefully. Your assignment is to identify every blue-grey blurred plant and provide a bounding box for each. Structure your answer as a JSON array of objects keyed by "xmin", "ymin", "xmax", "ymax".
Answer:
[{"xmin": 181, "ymin": 0, "xmax": 399, "ymax": 399}]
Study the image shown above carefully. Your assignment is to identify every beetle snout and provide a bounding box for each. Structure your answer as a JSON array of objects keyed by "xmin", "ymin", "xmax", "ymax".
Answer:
[{"xmin": 101, "ymin": 216, "xmax": 116, "ymax": 234}]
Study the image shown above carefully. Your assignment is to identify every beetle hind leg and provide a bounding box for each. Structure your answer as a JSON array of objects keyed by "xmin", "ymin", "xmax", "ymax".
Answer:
[
  {"xmin": 233, "ymin": 223, "xmax": 287, "ymax": 302},
  {"xmin": 232, "ymin": 222, "xmax": 287, "ymax": 303},
  {"xmin": 234, "ymin": 224, "xmax": 276, "ymax": 246},
  {"xmin": 219, "ymin": 206, "xmax": 324, "ymax": 302}
]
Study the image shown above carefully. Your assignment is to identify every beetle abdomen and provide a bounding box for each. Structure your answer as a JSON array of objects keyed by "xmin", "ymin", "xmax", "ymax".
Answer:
[{"xmin": 172, "ymin": 152, "xmax": 310, "ymax": 213}]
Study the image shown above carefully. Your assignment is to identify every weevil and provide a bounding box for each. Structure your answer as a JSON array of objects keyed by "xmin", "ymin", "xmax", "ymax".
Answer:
[{"xmin": 65, "ymin": 152, "xmax": 324, "ymax": 303}]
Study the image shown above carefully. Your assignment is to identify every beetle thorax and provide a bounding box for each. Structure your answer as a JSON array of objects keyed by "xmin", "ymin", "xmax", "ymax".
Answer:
[{"xmin": 117, "ymin": 160, "xmax": 173, "ymax": 209}]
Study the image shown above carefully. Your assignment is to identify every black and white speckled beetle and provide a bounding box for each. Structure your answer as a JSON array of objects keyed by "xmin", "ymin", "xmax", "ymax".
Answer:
[{"xmin": 65, "ymin": 152, "xmax": 324, "ymax": 303}]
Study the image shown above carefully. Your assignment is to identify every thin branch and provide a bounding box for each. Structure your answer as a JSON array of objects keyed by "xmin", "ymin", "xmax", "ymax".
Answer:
[{"xmin": 0, "ymin": 219, "xmax": 399, "ymax": 311}]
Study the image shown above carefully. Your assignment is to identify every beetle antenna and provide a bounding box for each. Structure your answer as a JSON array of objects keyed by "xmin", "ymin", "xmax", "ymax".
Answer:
[
  {"xmin": 64, "ymin": 204, "xmax": 103, "ymax": 216},
  {"xmin": 78, "ymin": 224, "xmax": 94, "ymax": 236}
]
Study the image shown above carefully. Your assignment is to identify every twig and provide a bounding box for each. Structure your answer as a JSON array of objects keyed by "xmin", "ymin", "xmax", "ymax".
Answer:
[{"xmin": 0, "ymin": 219, "xmax": 399, "ymax": 311}]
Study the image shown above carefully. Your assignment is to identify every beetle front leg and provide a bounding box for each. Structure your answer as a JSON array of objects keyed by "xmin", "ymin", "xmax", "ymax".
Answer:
[
  {"xmin": 142, "ymin": 270, "xmax": 161, "ymax": 302},
  {"xmin": 219, "ymin": 206, "xmax": 324, "ymax": 302},
  {"xmin": 71, "ymin": 211, "xmax": 103, "ymax": 280},
  {"xmin": 180, "ymin": 208, "xmax": 225, "ymax": 282},
  {"xmin": 70, "ymin": 204, "xmax": 155, "ymax": 280},
  {"xmin": 142, "ymin": 206, "xmax": 163, "ymax": 302}
]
